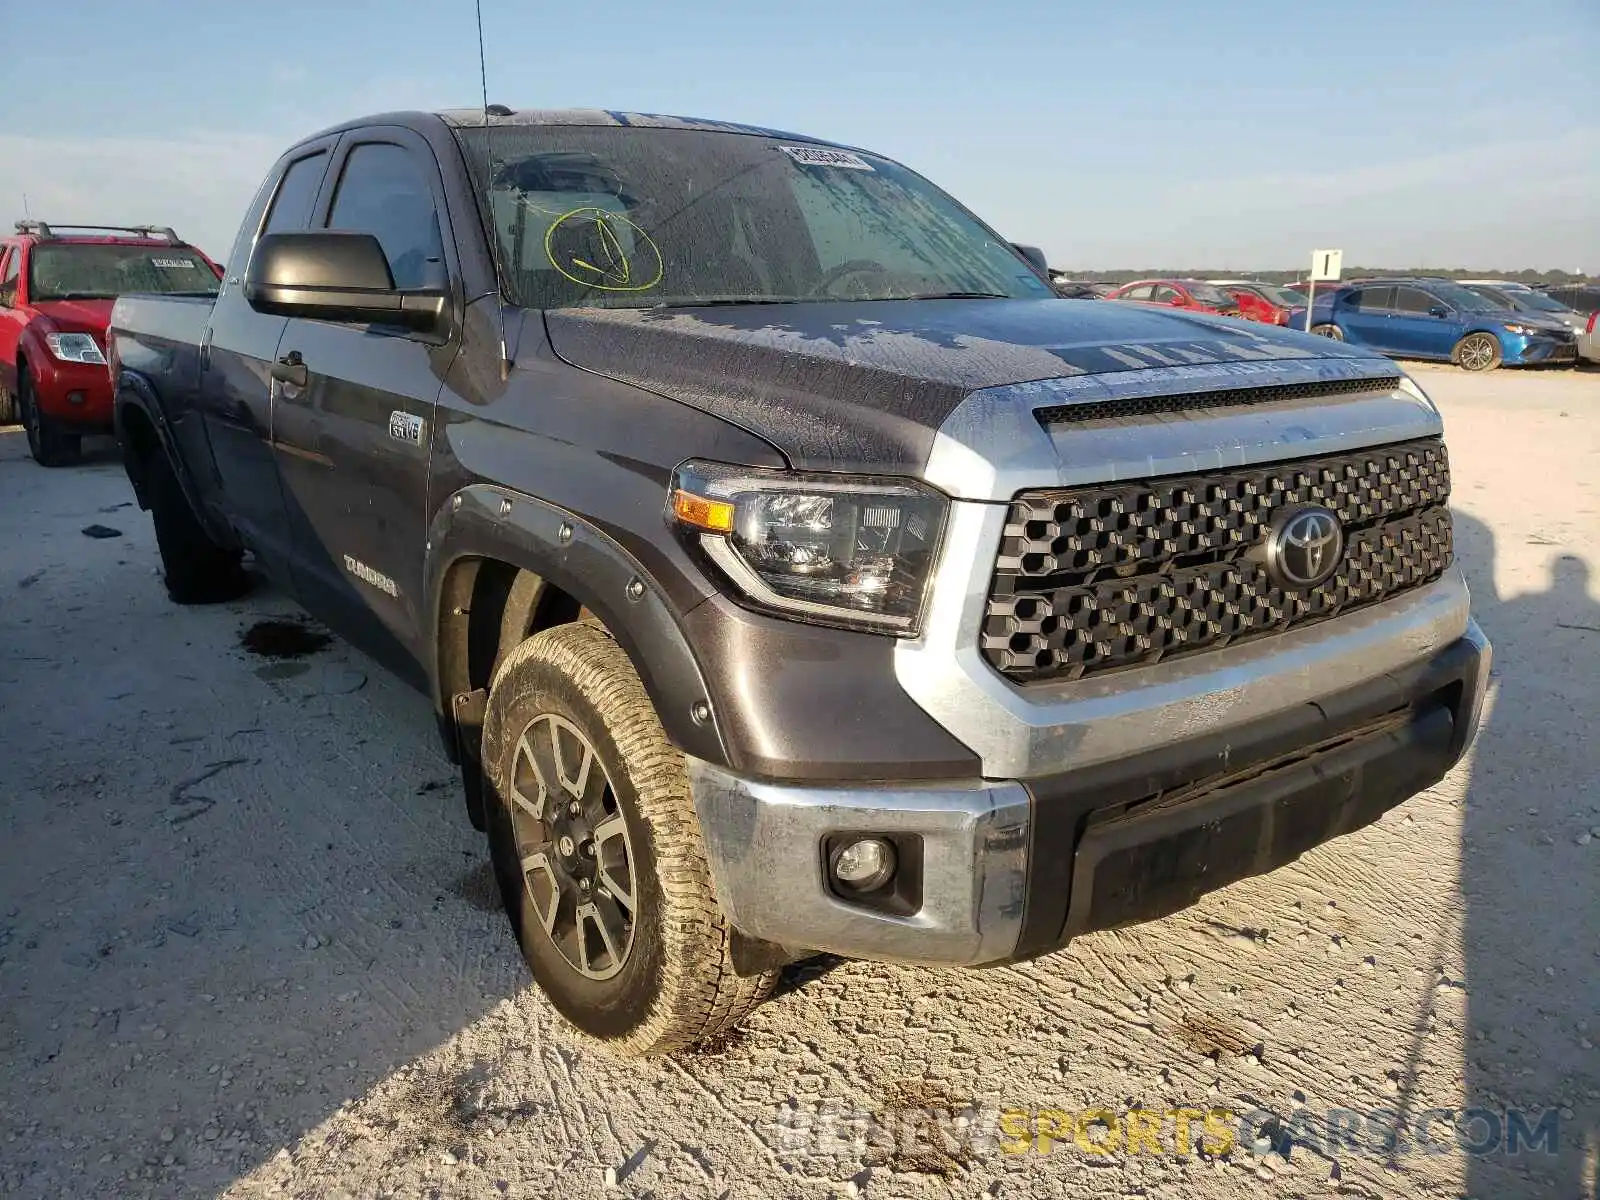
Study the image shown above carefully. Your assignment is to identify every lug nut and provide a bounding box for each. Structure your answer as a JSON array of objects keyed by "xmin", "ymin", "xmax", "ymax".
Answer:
[{"xmin": 569, "ymin": 802, "xmax": 581, "ymax": 816}]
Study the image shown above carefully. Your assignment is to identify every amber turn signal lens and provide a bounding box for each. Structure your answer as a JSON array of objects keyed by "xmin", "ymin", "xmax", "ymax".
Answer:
[{"xmin": 671, "ymin": 489, "xmax": 736, "ymax": 533}]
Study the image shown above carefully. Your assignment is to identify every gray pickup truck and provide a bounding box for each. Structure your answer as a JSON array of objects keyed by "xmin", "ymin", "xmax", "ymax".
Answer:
[{"xmin": 108, "ymin": 108, "xmax": 1490, "ymax": 1055}]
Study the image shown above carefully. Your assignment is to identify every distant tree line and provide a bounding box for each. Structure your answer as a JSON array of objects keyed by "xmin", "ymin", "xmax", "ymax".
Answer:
[{"xmin": 1051, "ymin": 266, "xmax": 1593, "ymax": 286}]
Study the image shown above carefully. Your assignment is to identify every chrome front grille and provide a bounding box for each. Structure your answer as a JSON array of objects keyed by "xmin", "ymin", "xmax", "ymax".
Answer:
[{"xmin": 981, "ymin": 438, "xmax": 1453, "ymax": 681}]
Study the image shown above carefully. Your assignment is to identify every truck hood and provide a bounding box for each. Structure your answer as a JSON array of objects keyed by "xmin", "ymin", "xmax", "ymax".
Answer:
[
  {"xmin": 544, "ymin": 298, "xmax": 1392, "ymax": 474},
  {"xmin": 31, "ymin": 298, "xmax": 116, "ymax": 336}
]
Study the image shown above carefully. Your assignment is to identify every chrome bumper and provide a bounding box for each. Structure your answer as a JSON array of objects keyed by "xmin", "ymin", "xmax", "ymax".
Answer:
[
  {"xmin": 689, "ymin": 621, "xmax": 1491, "ymax": 969},
  {"xmin": 687, "ymin": 763, "xmax": 1030, "ymax": 967}
]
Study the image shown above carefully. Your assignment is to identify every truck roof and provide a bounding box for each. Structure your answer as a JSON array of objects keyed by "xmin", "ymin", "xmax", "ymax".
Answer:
[
  {"xmin": 433, "ymin": 107, "xmax": 840, "ymax": 145},
  {"xmin": 292, "ymin": 107, "xmax": 853, "ymax": 155}
]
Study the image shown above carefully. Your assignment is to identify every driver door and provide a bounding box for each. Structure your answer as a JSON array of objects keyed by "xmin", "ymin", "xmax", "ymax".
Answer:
[{"xmin": 1387, "ymin": 286, "xmax": 1465, "ymax": 358}]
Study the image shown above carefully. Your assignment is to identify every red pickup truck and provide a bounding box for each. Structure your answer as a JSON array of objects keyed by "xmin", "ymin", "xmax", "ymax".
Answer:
[{"xmin": 0, "ymin": 222, "xmax": 221, "ymax": 465}]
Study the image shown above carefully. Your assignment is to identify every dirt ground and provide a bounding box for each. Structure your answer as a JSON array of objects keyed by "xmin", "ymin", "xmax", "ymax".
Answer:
[{"xmin": 1, "ymin": 365, "xmax": 1596, "ymax": 1200}]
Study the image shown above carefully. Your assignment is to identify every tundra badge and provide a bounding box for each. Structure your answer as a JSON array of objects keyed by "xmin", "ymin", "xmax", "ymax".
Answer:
[{"xmin": 343, "ymin": 555, "xmax": 399, "ymax": 597}]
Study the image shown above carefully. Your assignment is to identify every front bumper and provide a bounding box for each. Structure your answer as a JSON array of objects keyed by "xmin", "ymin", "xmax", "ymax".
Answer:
[
  {"xmin": 1504, "ymin": 334, "xmax": 1579, "ymax": 366},
  {"xmin": 30, "ymin": 353, "xmax": 114, "ymax": 426},
  {"xmin": 690, "ymin": 620, "xmax": 1489, "ymax": 967}
]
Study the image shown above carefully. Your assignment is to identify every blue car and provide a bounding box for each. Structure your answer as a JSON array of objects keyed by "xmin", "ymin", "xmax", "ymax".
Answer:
[{"xmin": 1287, "ymin": 277, "xmax": 1578, "ymax": 370}]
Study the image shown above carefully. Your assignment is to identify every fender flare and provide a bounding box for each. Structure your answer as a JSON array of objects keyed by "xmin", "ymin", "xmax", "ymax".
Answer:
[
  {"xmin": 112, "ymin": 369, "xmax": 206, "ymax": 518},
  {"xmin": 425, "ymin": 483, "xmax": 730, "ymax": 768}
]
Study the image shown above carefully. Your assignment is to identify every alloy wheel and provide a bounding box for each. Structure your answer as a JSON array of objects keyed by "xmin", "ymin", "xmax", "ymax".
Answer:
[
  {"xmin": 1459, "ymin": 335, "xmax": 1497, "ymax": 371},
  {"xmin": 506, "ymin": 713, "xmax": 637, "ymax": 980}
]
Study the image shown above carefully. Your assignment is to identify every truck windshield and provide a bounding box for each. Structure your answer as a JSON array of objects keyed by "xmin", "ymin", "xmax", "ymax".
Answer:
[
  {"xmin": 28, "ymin": 244, "xmax": 219, "ymax": 301},
  {"xmin": 455, "ymin": 126, "xmax": 1047, "ymax": 310}
]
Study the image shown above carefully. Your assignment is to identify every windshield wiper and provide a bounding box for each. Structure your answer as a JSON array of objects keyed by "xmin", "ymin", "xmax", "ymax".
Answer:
[
  {"xmin": 901, "ymin": 291, "xmax": 1010, "ymax": 300},
  {"xmin": 52, "ymin": 292, "xmax": 115, "ymax": 301},
  {"xmin": 655, "ymin": 297, "xmax": 808, "ymax": 308}
]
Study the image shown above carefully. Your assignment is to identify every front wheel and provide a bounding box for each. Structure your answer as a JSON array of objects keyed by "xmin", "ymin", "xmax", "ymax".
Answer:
[
  {"xmin": 0, "ymin": 382, "xmax": 15, "ymax": 426},
  {"xmin": 483, "ymin": 622, "xmax": 777, "ymax": 1056},
  {"xmin": 19, "ymin": 374, "xmax": 81, "ymax": 467},
  {"xmin": 1310, "ymin": 323, "xmax": 1344, "ymax": 340},
  {"xmin": 1453, "ymin": 332, "xmax": 1502, "ymax": 372}
]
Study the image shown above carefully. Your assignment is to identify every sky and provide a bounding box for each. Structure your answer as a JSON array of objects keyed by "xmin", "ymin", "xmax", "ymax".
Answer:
[{"xmin": 4, "ymin": 0, "xmax": 1597, "ymax": 272}]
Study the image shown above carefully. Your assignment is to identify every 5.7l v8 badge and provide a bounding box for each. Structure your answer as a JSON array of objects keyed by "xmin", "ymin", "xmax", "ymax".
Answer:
[{"xmin": 388, "ymin": 411, "xmax": 426, "ymax": 446}]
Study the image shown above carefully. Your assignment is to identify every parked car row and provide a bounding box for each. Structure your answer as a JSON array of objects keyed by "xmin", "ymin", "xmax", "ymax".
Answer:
[
  {"xmin": 1287, "ymin": 277, "xmax": 1593, "ymax": 371},
  {"xmin": 0, "ymin": 220, "xmax": 223, "ymax": 464},
  {"xmin": 1041, "ymin": 267, "xmax": 1595, "ymax": 371}
]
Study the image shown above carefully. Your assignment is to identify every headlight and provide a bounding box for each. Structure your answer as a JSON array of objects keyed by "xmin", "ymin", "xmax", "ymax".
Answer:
[
  {"xmin": 1397, "ymin": 373, "xmax": 1440, "ymax": 415},
  {"xmin": 668, "ymin": 460, "xmax": 948, "ymax": 635},
  {"xmin": 1501, "ymin": 323, "xmax": 1538, "ymax": 337},
  {"xmin": 44, "ymin": 332, "xmax": 107, "ymax": 364}
]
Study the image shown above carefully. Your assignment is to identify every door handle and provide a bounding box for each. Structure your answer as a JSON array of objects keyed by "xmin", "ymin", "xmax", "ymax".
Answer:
[{"xmin": 271, "ymin": 351, "xmax": 307, "ymax": 389}]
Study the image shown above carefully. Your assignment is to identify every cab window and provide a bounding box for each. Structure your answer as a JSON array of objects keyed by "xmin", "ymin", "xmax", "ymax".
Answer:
[{"xmin": 325, "ymin": 143, "xmax": 446, "ymax": 290}]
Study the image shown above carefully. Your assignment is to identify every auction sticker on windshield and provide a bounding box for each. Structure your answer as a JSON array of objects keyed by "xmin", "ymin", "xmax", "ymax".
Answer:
[{"xmin": 779, "ymin": 146, "xmax": 875, "ymax": 170}]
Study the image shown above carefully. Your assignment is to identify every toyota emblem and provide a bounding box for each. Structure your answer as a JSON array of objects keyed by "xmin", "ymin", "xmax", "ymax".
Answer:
[{"xmin": 1267, "ymin": 506, "xmax": 1345, "ymax": 589}]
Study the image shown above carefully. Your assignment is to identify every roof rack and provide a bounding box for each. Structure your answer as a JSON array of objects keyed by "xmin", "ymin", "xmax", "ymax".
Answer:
[{"xmin": 12, "ymin": 220, "xmax": 184, "ymax": 243}]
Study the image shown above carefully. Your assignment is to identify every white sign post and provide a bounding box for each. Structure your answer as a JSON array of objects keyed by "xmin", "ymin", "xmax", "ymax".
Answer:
[{"xmin": 1304, "ymin": 248, "xmax": 1344, "ymax": 332}]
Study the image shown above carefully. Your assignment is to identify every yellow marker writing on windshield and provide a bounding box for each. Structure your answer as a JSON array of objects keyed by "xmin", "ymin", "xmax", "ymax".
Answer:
[{"xmin": 545, "ymin": 208, "xmax": 663, "ymax": 293}]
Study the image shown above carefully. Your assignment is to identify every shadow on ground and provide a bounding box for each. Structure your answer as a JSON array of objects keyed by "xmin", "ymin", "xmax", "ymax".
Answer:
[{"xmin": 1451, "ymin": 512, "xmax": 1599, "ymax": 1197}]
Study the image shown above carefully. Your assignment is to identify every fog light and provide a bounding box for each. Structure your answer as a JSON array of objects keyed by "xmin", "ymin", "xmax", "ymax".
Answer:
[{"xmin": 832, "ymin": 837, "xmax": 896, "ymax": 892}]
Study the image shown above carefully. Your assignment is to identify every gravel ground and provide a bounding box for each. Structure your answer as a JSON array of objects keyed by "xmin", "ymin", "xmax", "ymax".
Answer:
[{"xmin": 1, "ymin": 365, "xmax": 1596, "ymax": 1200}]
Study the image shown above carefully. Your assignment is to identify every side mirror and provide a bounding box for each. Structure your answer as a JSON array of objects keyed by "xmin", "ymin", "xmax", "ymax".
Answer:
[
  {"xmin": 1010, "ymin": 243, "xmax": 1049, "ymax": 276},
  {"xmin": 1428, "ymin": 305, "xmax": 1450, "ymax": 319},
  {"xmin": 245, "ymin": 232, "xmax": 445, "ymax": 331}
]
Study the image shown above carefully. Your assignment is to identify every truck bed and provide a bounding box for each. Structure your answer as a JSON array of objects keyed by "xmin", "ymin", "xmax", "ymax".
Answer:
[{"xmin": 109, "ymin": 293, "xmax": 215, "ymax": 398}]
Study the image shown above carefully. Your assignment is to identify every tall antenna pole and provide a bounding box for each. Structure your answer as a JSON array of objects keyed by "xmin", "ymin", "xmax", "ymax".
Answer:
[{"xmin": 476, "ymin": 0, "xmax": 511, "ymax": 379}]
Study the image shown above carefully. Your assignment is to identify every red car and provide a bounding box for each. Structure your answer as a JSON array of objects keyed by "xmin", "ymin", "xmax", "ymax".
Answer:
[
  {"xmin": 1106, "ymin": 278, "xmax": 1243, "ymax": 318},
  {"xmin": 1208, "ymin": 279, "xmax": 1305, "ymax": 326},
  {"xmin": 0, "ymin": 222, "xmax": 221, "ymax": 465}
]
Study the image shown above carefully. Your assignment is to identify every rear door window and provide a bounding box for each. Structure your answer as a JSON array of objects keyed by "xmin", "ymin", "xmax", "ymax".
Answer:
[
  {"xmin": 1119, "ymin": 284, "xmax": 1155, "ymax": 301},
  {"xmin": 1392, "ymin": 287, "xmax": 1436, "ymax": 314},
  {"xmin": 1151, "ymin": 285, "xmax": 1182, "ymax": 304},
  {"xmin": 1349, "ymin": 286, "xmax": 1394, "ymax": 311},
  {"xmin": 262, "ymin": 152, "xmax": 329, "ymax": 236}
]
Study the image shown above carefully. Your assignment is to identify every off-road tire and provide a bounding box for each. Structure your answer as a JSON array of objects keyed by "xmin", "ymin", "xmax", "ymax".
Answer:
[
  {"xmin": 1310, "ymin": 323, "xmax": 1344, "ymax": 340},
  {"xmin": 1452, "ymin": 331, "xmax": 1502, "ymax": 372},
  {"xmin": 19, "ymin": 374, "xmax": 81, "ymax": 467},
  {"xmin": 483, "ymin": 622, "xmax": 777, "ymax": 1055},
  {"xmin": 145, "ymin": 448, "xmax": 249, "ymax": 604}
]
